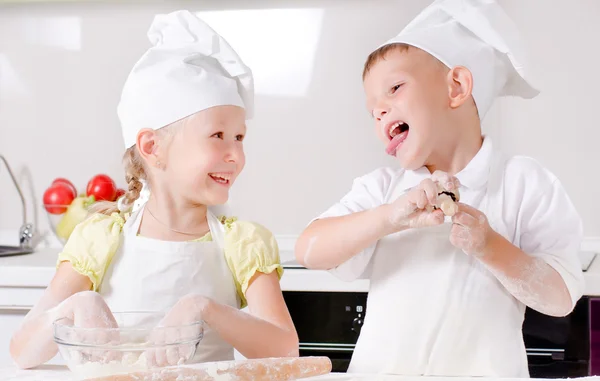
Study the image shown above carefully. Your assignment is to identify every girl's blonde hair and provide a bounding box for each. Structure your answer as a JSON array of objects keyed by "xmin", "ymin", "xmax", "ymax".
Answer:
[
  {"xmin": 89, "ymin": 145, "xmax": 146, "ymax": 216},
  {"xmin": 90, "ymin": 120, "xmax": 182, "ymax": 216}
]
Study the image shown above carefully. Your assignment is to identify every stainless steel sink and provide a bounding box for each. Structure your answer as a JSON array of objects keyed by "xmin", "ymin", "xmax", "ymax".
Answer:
[
  {"xmin": 0, "ymin": 245, "xmax": 33, "ymax": 257},
  {"xmin": 0, "ymin": 154, "xmax": 35, "ymax": 256}
]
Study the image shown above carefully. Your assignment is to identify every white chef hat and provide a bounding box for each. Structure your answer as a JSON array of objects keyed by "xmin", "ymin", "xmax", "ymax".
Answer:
[
  {"xmin": 379, "ymin": 0, "xmax": 539, "ymax": 119},
  {"xmin": 117, "ymin": 10, "xmax": 254, "ymax": 148}
]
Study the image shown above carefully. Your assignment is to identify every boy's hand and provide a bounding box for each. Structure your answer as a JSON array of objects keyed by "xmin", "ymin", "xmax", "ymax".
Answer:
[
  {"xmin": 387, "ymin": 173, "xmax": 459, "ymax": 231},
  {"xmin": 450, "ymin": 203, "xmax": 496, "ymax": 256},
  {"xmin": 431, "ymin": 170, "xmax": 461, "ymax": 192}
]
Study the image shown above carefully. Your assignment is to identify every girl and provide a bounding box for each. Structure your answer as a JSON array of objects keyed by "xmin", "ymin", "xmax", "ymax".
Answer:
[{"xmin": 10, "ymin": 10, "xmax": 298, "ymax": 369}]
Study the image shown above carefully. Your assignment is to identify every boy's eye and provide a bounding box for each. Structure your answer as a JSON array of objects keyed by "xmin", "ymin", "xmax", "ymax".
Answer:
[
  {"xmin": 391, "ymin": 84, "xmax": 402, "ymax": 94},
  {"xmin": 212, "ymin": 132, "xmax": 224, "ymax": 139},
  {"xmin": 236, "ymin": 134, "xmax": 245, "ymax": 142}
]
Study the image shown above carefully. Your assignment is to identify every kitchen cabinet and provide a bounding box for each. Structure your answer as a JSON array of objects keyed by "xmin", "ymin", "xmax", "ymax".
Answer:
[
  {"xmin": 0, "ymin": 249, "xmax": 62, "ymax": 367},
  {"xmin": 0, "ymin": 308, "xmax": 65, "ymax": 367},
  {"xmin": 0, "ymin": 284, "xmax": 45, "ymax": 367},
  {"xmin": 0, "ymin": 308, "xmax": 28, "ymax": 367}
]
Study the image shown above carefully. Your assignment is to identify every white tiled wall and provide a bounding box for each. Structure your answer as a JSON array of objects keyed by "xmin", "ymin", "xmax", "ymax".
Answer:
[{"xmin": 0, "ymin": 0, "xmax": 598, "ymax": 244}]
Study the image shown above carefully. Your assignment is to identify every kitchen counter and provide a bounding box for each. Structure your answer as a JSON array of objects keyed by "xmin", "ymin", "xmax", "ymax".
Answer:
[
  {"xmin": 280, "ymin": 259, "xmax": 600, "ymax": 295},
  {"xmin": 1, "ymin": 365, "xmax": 599, "ymax": 381},
  {"xmin": 282, "ymin": 254, "xmax": 600, "ymax": 294},
  {"xmin": 0, "ymin": 248, "xmax": 57, "ymax": 288},
  {"xmin": 305, "ymin": 376, "xmax": 600, "ymax": 381},
  {"xmin": 1, "ymin": 248, "xmax": 600, "ymax": 299},
  {"xmin": 1, "ymin": 250, "xmax": 598, "ymax": 378}
]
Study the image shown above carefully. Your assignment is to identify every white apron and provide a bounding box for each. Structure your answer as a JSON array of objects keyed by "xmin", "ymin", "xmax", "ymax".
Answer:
[
  {"xmin": 98, "ymin": 204, "xmax": 240, "ymax": 363},
  {"xmin": 348, "ymin": 154, "xmax": 529, "ymax": 377}
]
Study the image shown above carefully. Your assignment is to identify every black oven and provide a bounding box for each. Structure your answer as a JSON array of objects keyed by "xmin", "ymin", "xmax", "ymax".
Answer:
[
  {"xmin": 282, "ymin": 290, "xmax": 594, "ymax": 377},
  {"xmin": 283, "ymin": 291, "xmax": 364, "ymax": 373},
  {"xmin": 523, "ymin": 298, "xmax": 590, "ymax": 377}
]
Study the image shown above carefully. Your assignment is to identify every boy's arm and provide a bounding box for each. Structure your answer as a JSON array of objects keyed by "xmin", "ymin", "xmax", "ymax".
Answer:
[
  {"xmin": 450, "ymin": 175, "xmax": 584, "ymax": 317},
  {"xmin": 294, "ymin": 169, "xmax": 391, "ymax": 277},
  {"xmin": 479, "ymin": 232, "xmax": 573, "ymax": 317},
  {"xmin": 296, "ymin": 171, "xmax": 450, "ymax": 273},
  {"xmin": 296, "ymin": 206, "xmax": 397, "ymax": 270}
]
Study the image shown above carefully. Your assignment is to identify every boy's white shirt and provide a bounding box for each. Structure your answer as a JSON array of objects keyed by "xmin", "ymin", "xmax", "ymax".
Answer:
[{"xmin": 314, "ymin": 136, "xmax": 584, "ymax": 376}]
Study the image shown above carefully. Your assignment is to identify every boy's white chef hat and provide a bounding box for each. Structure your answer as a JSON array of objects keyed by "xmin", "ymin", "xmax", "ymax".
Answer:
[
  {"xmin": 118, "ymin": 10, "xmax": 254, "ymax": 149},
  {"xmin": 378, "ymin": 0, "xmax": 539, "ymax": 119}
]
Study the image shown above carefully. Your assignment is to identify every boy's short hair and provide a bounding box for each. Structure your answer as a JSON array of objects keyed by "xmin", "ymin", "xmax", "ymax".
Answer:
[
  {"xmin": 362, "ymin": 43, "xmax": 448, "ymax": 81},
  {"xmin": 362, "ymin": 43, "xmax": 410, "ymax": 80}
]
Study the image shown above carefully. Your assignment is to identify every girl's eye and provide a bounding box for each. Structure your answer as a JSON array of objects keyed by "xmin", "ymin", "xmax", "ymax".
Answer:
[
  {"xmin": 212, "ymin": 132, "xmax": 224, "ymax": 139},
  {"xmin": 236, "ymin": 134, "xmax": 245, "ymax": 142}
]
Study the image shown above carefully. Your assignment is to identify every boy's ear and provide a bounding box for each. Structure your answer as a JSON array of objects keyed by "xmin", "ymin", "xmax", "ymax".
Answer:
[{"xmin": 446, "ymin": 66, "xmax": 474, "ymax": 109}]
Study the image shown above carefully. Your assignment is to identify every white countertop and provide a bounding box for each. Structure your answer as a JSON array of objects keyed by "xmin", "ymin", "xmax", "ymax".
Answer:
[
  {"xmin": 304, "ymin": 376, "xmax": 600, "ymax": 381},
  {"xmin": 280, "ymin": 258, "xmax": 600, "ymax": 295},
  {"xmin": 0, "ymin": 248, "xmax": 57, "ymax": 288},
  {"xmin": 1, "ymin": 248, "xmax": 599, "ymax": 299},
  {"xmin": 1, "ymin": 365, "xmax": 598, "ymax": 381}
]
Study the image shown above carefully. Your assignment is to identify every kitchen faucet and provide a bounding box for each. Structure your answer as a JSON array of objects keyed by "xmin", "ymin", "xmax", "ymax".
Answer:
[{"xmin": 0, "ymin": 154, "xmax": 34, "ymax": 256}]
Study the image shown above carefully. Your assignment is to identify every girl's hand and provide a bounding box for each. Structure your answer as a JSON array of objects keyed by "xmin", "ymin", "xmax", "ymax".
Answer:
[
  {"xmin": 145, "ymin": 294, "xmax": 208, "ymax": 367},
  {"xmin": 56, "ymin": 291, "xmax": 120, "ymax": 364}
]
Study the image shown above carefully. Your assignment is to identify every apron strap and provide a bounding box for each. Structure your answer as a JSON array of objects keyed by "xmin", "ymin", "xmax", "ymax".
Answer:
[
  {"xmin": 206, "ymin": 208, "xmax": 226, "ymax": 252},
  {"xmin": 125, "ymin": 201, "xmax": 226, "ymax": 251},
  {"xmin": 123, "ymin": 203, "xmax": 145, "ymax": 235}
]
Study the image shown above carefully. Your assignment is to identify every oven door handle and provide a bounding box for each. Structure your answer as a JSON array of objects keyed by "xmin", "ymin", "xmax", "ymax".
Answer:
[
  {"xmin": 299, "ymin": 343, "xmax": 355, "ymax": 353},
  {"xmin": 526, "ymin": 348, "xmax": 565, "ymax": 360},
  {"xmin": 300, "ymin": 346, "xmax": 355, "ymax": 352}
]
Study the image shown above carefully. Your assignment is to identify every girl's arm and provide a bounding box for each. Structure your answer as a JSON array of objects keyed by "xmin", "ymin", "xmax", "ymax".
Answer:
[
  {"xmin": 203, "ymin": 271, "xmax": 299, "ymax": 358},
  {"xmin": 162, "ymin": 272, "xmax": 298, "ymax": 360},
  {"xmin": 9, "ymin": 262, "xmax": 115, "ymax": 369}
]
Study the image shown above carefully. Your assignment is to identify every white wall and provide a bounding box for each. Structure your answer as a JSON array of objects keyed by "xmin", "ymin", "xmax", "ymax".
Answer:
[
  {"xmin": 0, "ymin": 0, "xmax": 598, "ymax": 246},
  {"xmin": 496, "ymin": 0, "xmax": 600, "ymax": 239}
]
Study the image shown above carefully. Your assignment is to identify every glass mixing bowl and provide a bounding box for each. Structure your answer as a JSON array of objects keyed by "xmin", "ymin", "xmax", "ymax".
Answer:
[{"xmin": 53, "ymin": 312, "xmax": 204, "ymax": 380}]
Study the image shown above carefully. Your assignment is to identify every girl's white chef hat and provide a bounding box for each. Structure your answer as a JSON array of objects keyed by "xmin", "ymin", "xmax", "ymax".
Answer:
[{"xmin": 118, "ymin": 10, "xmax": 254, "ymax": 148}]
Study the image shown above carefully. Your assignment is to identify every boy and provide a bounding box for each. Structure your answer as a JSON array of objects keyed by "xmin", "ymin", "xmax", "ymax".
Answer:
[{"xmin": 295, "ymin": 0, "xmax": 584, "ymax": 377}]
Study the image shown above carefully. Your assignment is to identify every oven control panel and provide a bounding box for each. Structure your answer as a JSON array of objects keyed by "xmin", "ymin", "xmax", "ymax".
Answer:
[{"xmin": 283, "ymin": 291, "xmax": 368, "ymax": 344}]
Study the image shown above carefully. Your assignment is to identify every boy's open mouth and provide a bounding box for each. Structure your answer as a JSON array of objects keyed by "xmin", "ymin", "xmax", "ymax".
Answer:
[
  {"xmin": 388, "ymin": 121, "xmax": 409, "ymax": 140},
  {"xmin": 385, "ymin": 121, "xmax": 410, "ymax": 155}
]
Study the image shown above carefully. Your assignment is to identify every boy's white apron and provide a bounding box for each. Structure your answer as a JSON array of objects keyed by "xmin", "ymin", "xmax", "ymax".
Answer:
[{"xmin": 349, "ymin": 153, "xmax": 529, "ymax": 377}]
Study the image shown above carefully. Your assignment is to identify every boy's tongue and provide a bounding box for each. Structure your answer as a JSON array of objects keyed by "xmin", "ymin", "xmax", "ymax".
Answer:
[{"xmin": 386, "ymin": 130, "xmax": 409, "ymax": 155}]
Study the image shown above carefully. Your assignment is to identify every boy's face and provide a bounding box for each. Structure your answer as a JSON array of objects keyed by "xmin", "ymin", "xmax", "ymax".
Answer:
[{"xmin": 364, "ymin": 47, "xmax": 453, "ymax": 170}]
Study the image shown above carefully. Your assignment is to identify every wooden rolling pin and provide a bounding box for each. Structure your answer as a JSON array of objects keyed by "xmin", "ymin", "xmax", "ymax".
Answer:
[{"xmin": 85, "ymin": 356, "xmax": 332, "ymax": 381}]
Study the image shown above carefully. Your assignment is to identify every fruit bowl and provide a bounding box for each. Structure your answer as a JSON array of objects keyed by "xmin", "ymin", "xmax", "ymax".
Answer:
[
  {"xmin": 44, "ymin": 197, "xmax": 93, "ymax": 245},
  {"xmin": 43, "ymin": 175, "xmax": 125, "ymax": 245},
  {"xmin": 45, "ymin": 208, "xmax": 74, "ymax": 245},
  {"xmin": 53, "ymin": 312, "xmax": 204, "ymax": 380}
]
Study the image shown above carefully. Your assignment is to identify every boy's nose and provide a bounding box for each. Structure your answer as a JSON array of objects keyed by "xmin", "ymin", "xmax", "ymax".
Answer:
[{"xmin": 374, "ymin": 107, "xmax": 389, "ymax": 121}]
